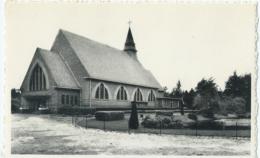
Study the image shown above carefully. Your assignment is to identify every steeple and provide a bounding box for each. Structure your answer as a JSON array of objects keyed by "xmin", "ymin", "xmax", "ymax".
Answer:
[{"xmin": 124, "ymin": 27, "xmax": 137, "ymax": 58}]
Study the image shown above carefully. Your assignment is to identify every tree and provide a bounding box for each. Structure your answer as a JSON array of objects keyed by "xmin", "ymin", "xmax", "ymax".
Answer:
[
  {"xmin": 194, "ymin": 78, "xmax": 219, "ymax": 111},
  {"xmin": 163, "ymin": 86, "xmax": 170, "ymax": 97},
  {"xmin": 129, "ymin": 104, "xmax": 139, "ymax": 129},
  {"xmin": 242, "ymin": 74, "xmax": 251, "ymax": 112},
  {"xmin": 218, "ymin": 96, "xmax": 246, "ymax": 115},
  {"xmin": 224, "ymin": 71, "xmax": 242, "ymax": 96},
  {"xmin": 196, "ymin": 78, "xmax": 218, "ymax": 97},
  {"xmin": 183, "ymin": 88, "xmax": 196, "ymax": 109},
  {"xmin": 170, "ymin": 80, "xmax": 183, "ymax": 98},
  {"xmin": 224, "ymin": 72, "xmax": 251, "ymax": 112}
]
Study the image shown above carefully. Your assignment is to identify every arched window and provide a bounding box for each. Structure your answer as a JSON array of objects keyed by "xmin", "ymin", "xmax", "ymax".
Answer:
[
  {"xmin": 95, "ymin": 83, "xmax": 109, "ymax": 99},
  {"xmin": 148, "ymin": 90, "xmax": 156, "ymax": 102},
  {"xmin": 117, "ymin": 86, "xmax": 127, "ymax": 100},
  {"xmin": 29, "ymin": 64, "xmax": 46, "ymax": 91},
  {"xmin": 134, "ymin": 88, "xmax": 143, "ymax": 101}
]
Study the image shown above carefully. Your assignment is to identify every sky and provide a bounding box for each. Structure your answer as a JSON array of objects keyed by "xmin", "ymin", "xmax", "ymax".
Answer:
[{"xmin": 5, "ymin": 2, "xmax": 256, "ymax": 92}]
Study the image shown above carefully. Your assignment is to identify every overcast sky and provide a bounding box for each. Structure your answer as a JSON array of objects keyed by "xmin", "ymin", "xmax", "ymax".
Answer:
[{"xmin": 6, "ymin": 3, "xmax": 256, "ymax": 91}]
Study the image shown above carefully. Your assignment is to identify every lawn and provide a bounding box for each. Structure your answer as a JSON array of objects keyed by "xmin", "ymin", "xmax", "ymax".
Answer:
[
  {"xmin": 12, "ymin": 114, "xmax": 250, "ymax": 155},
  {"xmin": 75, "ymin": 113, "xmax": 250, "ymax": 137}
]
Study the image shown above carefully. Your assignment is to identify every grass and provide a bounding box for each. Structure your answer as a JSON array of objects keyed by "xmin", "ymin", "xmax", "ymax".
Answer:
[{"xmin": 76, "ymin": 114, "xmax": 250, "ymax": 138}]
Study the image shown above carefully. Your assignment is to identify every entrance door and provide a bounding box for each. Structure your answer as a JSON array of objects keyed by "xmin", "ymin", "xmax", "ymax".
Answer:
[
  {"xmin": 36, "ymin": 99, "xmax": 46, "ymax": 110},
  {"xmin": 28, "ymin": 98, "xmax": 47, "ymax": 111}
]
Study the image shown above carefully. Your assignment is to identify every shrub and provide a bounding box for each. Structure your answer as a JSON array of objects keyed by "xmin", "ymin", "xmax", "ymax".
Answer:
[
  {"xmin": 199, "ymin": 109, "xmax": 214, "ymax": 118},
  {"xmin": 57, "ymin": 107, "xmax": 96, "ymax": 115},
  {"xmin": 162, "ymin": 117, "xmax": 171, "ymax": 125},
  {"xmin": 168, "ymin": 120, "xmax": 183, "ymax": 129},
  {"xmin": 129, "ymin": 104, "xmax": 139, "ymax": 129},
  {"xmin": 218, "ymin": 96, "xmax": 246, "ymax": 115},
  {"xmin": 142, "ymin": 117, "xmax": 184, "ymax": 129},
  {"xmin": 156, "ymin": 111, "xmax": 173, "ymax": 116},
  {"xmin": 228, "ymin": 97, "xmax": 246, "ymax": 114},
  {"xmin": 188, "ymin": 113, "xmax": 197, "ymax": 120},
  {"xmin": 189, "ymin": 120, "xmax": 223, "ymax": 130},
  {"xmin": 95, "ymin": 111, "xmax": 124, "ymax": 121},
  {"xmin": 143, "ymin": 115, "xmax": 151, "ymax": 121},
  {"xmin": 142, "ymin": 119, "xmax": 160, "ymax": 128}
]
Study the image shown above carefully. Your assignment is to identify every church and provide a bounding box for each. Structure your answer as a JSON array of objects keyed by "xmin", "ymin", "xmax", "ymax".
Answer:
[{"xmin": 20, "ymin": 27, "xmax": 181, "ymax": 112}]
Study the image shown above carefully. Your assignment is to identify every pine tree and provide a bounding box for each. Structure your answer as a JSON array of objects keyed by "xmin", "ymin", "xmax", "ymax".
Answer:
[{"xmin": 129, "ymin": 104, "xmax": 139, "ymax": 129}]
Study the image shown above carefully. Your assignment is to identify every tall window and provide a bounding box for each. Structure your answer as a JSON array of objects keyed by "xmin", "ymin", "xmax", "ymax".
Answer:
[
  {"xmin": 70, "ymin": 96, "xmax": 74, "ymax": 105},
  {"xmin": 66, "ymin": 95, "xmax": 69, "ymax": 104},
  {"xmin": 134, "ymin": 88, "xmax": 143, "ymax": 101},
  {"xmin": 74, "ymin": 96, "xmax": 78, "ymax": 105},
  {"xmin": 95, "ymin": 83, "xmax": 109, "ymax": 99},
  {"xmin": 29, "ymin": 64, "xmax": 46, "ymax": 91},
  {"xmin": 61, "ymin": 95, "xmax": 65, "ymax": 104},
  {"xmin": 117, "ymin": 86, "xmax": 127, "ymax": 100},
  {"xmin": 148, "ymin": 90, "xmax": 156, "ymax": 102}
]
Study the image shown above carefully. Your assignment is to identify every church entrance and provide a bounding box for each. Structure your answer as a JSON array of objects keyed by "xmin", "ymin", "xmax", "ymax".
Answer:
[{"xmin": 27, "ymin": 97, "xmax": 48, "ymax": 111}]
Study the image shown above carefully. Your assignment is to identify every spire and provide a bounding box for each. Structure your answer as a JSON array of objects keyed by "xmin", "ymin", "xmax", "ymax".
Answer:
[{"xmin": 124, "ymin": 27, "xmax": 137, "ymax": 54}]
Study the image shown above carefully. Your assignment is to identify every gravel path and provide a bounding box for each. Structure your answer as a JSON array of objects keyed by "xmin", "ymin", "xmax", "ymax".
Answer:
[{"xmin": 11, "ymin": 114, "xmax": 250, "ymax": 155}]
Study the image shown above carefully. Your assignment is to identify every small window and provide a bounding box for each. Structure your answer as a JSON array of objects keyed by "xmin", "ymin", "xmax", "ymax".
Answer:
[
  {"xmin": 66, "ymin": 95, "xmax": 69, "ymax": 104},
  {"xmin": 95, "ymin": 83, "xmax": 109, "ymax": 99},
  {"xmin": 70, "ymin": 96, "xmax": 74, "ymax": 105},
  {"xmin": 61, "ymin": 95, "xmax": 65, "ymax": 104},
  {"xmin": 74, "ymin": 96, "xmax": 78, "ymax": 105}
]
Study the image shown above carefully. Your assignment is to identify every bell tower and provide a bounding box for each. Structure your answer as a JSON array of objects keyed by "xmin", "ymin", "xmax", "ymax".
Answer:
[{"xmin": 124, "ymin": 23, "xmax": 137, "ymax": 59}]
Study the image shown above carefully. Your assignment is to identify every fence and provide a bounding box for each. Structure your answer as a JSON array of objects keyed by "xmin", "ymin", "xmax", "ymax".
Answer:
[{"xmin": 71, "ymin": 114, "xmax": 250, "ymax": 138}]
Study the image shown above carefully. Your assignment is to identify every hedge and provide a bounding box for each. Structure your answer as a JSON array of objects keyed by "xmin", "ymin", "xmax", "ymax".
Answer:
[
  {"xmin": 57, "ymin": 107, "xmax": 96, "ymax": 115},
  {"xmin": 155, "ymin": 111, "xmax": 173, "ymax": 116},
  {"xmin": 141, "ymin": 116, "xmax": 183, "ymax": 129},
  {"xmin": 189, "ymin": 120, "xmax": 223, "ymax": 130},
  {"xmin": 95, "ymin": 111, "xmax": 125, "ymax": 121},
  {"xmin": 188, "ymin": 113, "xmax": 197, "ymax": 120}
]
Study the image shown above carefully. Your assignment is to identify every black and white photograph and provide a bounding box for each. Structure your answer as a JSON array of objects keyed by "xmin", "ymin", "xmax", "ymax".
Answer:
[{"xmin": 4, "ymin": 1, "xmax": 257, "ymax": 157}]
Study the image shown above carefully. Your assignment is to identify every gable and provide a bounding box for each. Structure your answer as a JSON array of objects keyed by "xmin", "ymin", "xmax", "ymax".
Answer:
[
  {"xmin": 20, "ymin": 48, "xmax": 79, "ymax": 91},
  {"xmin": 52, "ymin": 30, "xmax": 162, "ymax": 89}
]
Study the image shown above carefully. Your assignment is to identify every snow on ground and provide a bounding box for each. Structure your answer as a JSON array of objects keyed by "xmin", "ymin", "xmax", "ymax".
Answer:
[{"xmin": 11, "ymin": 114, "xmax": 250, "ymax": 155}]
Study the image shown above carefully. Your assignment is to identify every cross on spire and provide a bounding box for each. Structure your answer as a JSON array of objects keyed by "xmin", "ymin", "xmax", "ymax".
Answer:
[{"xmin": 128, "ymin": 20, "xmax": 132, "ymax": 27}]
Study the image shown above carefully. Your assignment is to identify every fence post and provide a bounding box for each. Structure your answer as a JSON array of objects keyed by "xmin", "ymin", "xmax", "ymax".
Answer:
[
  {"xmin": 103, "ymin": 119, "xmax": 106, "ymax": 131},
  {"xmin": 85, "ymin": 116, "xmax": 88, "ymax": 129},
  {"xmin": 236, "ymin": 122, "xmax": 238, "ymax": 139},
  {"xmin": 75, "ymin": 115, "xmax": 77, "ymax": 127},
  {"xmin": 195, "ymin": 120, "xmax": 198, "ymax": 137},
  {"xmin": 160, "ymin": 120, "xmax": 162, "ymax": 135}
]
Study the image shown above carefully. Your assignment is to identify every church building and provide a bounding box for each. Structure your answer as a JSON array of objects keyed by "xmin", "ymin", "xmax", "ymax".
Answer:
[{"xmin": 20, "ymin": 27, "xmax": 181, "ymax": 112}]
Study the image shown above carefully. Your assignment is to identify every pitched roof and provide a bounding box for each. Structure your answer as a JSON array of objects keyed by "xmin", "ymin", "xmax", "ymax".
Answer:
[
  {"xmin": 38, "ymin": 48, "xmax": 79, "ymax": 89},
  {"xmin": 59, "ymin": 30, "xmax": 162, "ymax": 89}
]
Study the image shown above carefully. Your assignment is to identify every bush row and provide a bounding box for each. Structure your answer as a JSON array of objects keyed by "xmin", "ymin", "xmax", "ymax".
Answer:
[
  {"xmin": 142, "ymin": 118, "xmax": 183, "ymax": 129},
  {"xmin": 95, "ymin": 111, "xmax": 125, "ymax": 121},
  {"xmin": 155, "ymin": 111, "xmax": 173, "ymax": 116},
  {"xmin": 57, "ymin": 107, "xmax": 96, "ymax": 115}
]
